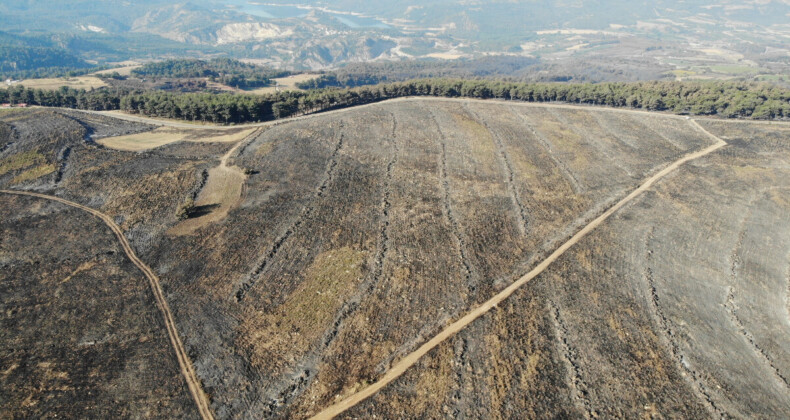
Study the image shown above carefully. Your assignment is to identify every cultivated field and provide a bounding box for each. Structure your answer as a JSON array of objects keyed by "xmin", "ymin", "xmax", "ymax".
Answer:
[
  {"xmin": 91, "ymin": 64, "xmax": 142, "ymax": 77},
  {"xmin": 1, "ymin": 99, "xmax": 789, "ymax": 419},
  {"xmin": 16, "ymin": 76, "xmax": 107, "ymax": 90}
]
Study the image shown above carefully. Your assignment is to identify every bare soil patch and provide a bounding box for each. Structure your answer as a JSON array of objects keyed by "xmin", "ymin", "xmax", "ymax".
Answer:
[
  {"xmin": 17, "ymin": 76, "xmax": 107, "ymax": 90},
  {"xmin": 98, "ymin": 127, "xmax": 256, "ymax": 151},
  {"xmin": 169, "ymin": 129, "xmax": 260, "ymax": 235},
  {"xmin": 245, "ymin": 73, "xmax": 317, "ymax": 94}
]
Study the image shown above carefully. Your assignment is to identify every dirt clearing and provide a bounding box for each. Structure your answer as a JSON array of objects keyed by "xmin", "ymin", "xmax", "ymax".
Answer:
[
  {"xmin": 91, "ymin": 65, "xmax": 141, "ymax": 76},
  {"xmin": 16, "ymin": 76, "xmax": 107, "ymax": 90},
  {"xmin": 245, "ymin": 73, "xmax": 317, "ymax": 94},
  {"xmin": 169, "ymin": 129, "xmax": 260, "ymax": 235},
  {"xmin": 98, "ymin": 127, "xmax": 257, "ymax": 151}
]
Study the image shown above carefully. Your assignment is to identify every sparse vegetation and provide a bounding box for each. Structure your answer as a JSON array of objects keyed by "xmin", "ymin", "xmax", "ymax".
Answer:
[
  {"xmin": 11, "ymin": 163, "xmax": 55, "ymax": 184},
  {"xmin": 0, "ymin": 149, "xmax": 48, "ymax": 175}
]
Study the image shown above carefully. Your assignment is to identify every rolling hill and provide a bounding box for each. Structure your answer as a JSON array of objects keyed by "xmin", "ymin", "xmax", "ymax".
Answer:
[{"xmin": 1, "ymin": 99, "xmax": 789, "ymax": 418}]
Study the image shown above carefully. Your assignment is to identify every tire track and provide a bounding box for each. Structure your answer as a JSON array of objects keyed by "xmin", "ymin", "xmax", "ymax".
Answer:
[
  {"xmin": 310, "ymin": 122, "xmax": 727, "ymax": 420},
  {"xmin": 0, "ymin": 189, "xmax": 214, "ymax": 420},
  {"xmin": 548, "ymin": 300, "xmax": 594, "ymax": 419},
  {"xmin": 726, "ymin": 197, "xmax": 790, "ymax": 391},
  {"xmin": 426, "ymin": 104, "xmax": 479, "ymax": 415},
  {"xmin": 235, "ymin": 122, "xmax": 346, "ymax": 302},
  {"xmin": 425, "ymin": 106, "xmax": 477, "ymax": 290},
  {"xmin": 642, "ymin": 226, "xmax": 726, "ymax": 418},
  {"xmin": 507, "ymin": 105, "xmax": 584, "ymax": 195},
  {"xmin": 464, "ymin": 103, "xmax": 530, "ymax": 236},
  {"xmin": 320, "ymin": 113, "xmax": 398, "ymax": 356},
  {"xmin": 724, "ymin": 287, "xmax": 790, "ymax": 390},
  {"xmin": 358, "ymin": 112, "xmax": 399, "ymax": 298},
  {"xmin": 450, "ymin": 336, "xmax": 470, "ymax": 417}
]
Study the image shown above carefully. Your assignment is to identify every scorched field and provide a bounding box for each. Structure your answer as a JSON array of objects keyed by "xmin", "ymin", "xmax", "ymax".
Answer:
[{"xmin": 1, "ymin": 98, "xmax": 788, "ymax": 419}]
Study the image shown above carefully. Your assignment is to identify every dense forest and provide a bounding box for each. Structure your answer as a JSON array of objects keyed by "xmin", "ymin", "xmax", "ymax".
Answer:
[
  {"xmin": 1, "ymin": 79, "xmax": 788, "ymax": 123},
  {"xmin": 0, "ymin": 66, "xmax": 108, "ymax": 80},
  {"xmin": 295, "ymin": 73, "xmax": 387, "ymax": 90},
  {"xmin": 298, "ymin": 57, "xmax": 545, "ymax": 89},
  {"xmin": 0, "ymin": 85, "xmax": 131, "ymax": 110},
  {"xmin": 131, "ymin": 58, "xmax": 291, "ymax": 89},
  {"xmin": 0, "ymin": 47, "xmax": 93, "ymax": 75}
]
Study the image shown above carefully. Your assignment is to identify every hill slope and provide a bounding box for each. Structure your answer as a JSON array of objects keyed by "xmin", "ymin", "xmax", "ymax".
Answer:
[{"xmin": 1, "ymin": 100, "xmax": 789, "ymax": 418}]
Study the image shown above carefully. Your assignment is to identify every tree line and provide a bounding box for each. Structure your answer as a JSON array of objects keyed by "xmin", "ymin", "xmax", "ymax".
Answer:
[
  {"xmin": 0, "ymin": 85, "xmax": 128, "ymax": 109},
  {"xmin": 297, "ymin": 56, "xmax": 541, "ymax": 90},
  {"xmin": 1, "ymin": 79, "xmax": 788, "ymax": 123},
  {"xmin": 295, "ymin": 73, "xmax": 387, "ymax": 90},
  {"xmin": 131, "ymin": 58, "xmax": 292, "ymax": 89}
]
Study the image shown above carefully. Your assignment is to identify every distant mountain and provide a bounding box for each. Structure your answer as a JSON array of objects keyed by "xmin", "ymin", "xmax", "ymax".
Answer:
[
  {"xmin": 0, "ymin": 32, "xmax": 91, "ymax": 74},
  {"xmin": 1, "ymin": 1, "xmax": 790, "ymax": 81}
]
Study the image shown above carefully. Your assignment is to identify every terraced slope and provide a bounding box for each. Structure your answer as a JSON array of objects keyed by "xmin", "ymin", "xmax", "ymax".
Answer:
[
  {"xmin": 2, "ymin": 100, "xmax": 788, "ymax": 419},
  {"xmin": 341, "ymin": 119, "xmax": 790, "ymax": 419},
  {"xmin": 138, "ymin": 99, "xmax": 716, "ymax": 418}
]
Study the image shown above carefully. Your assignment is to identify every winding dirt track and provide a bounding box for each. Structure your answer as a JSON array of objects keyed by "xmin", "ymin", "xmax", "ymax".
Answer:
[
  {"xmin": 0, "ymin": 189, "xmax": 215, "ymax": 420},
  {"xmin": 169, "ymin": 128, "xmax": 261, "ymax": 236},
  {"xmin": 310, "ymin": 122, "xmax": 728, "ymax": 420}
]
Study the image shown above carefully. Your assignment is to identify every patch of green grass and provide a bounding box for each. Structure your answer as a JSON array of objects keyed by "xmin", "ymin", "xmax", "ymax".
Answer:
[
  {"xmin": 279, "ymin": 246, "xmax": 367, "ymax": 332},
  {"xmin": 669, "ymin": 69, "xmax": 697, "ymax": 77},
  {"xmin": 12, "ymin": 163, "xmax": 56, "ymax": 184},
  {"xmin": 0, "ymin": 149, "xmax": 47, "ymax": 176}
]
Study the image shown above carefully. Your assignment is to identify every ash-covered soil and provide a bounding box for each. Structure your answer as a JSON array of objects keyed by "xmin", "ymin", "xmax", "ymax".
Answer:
[
  {"xmin": 0, "ymin": 194, "xmax": 197, "ymax": 419},
  {"xmin": 2, "ymin": 101, "xmax": 789, "ymax": 419},
  {"xmin": 343, "ymin": 119, "xmax": 790, "ymax": 419}
]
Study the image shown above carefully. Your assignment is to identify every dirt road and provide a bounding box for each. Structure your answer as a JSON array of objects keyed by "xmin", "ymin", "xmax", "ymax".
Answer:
[
  {"xmin": 309, "ymin": 123, "xmax": 728, "ymax": 420},
  {"xmin": 0, "ymin": 189, "xmax": 215, "ymax": 420},
  {"xmin": 170, "ymin": 129, "xmax": 261, "ymax": 235}
]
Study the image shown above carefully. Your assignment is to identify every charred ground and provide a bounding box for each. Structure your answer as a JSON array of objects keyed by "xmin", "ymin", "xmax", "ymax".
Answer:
[{"xmin": 1, "ymin": 99, "xmax": 789, "ymax": 419}]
